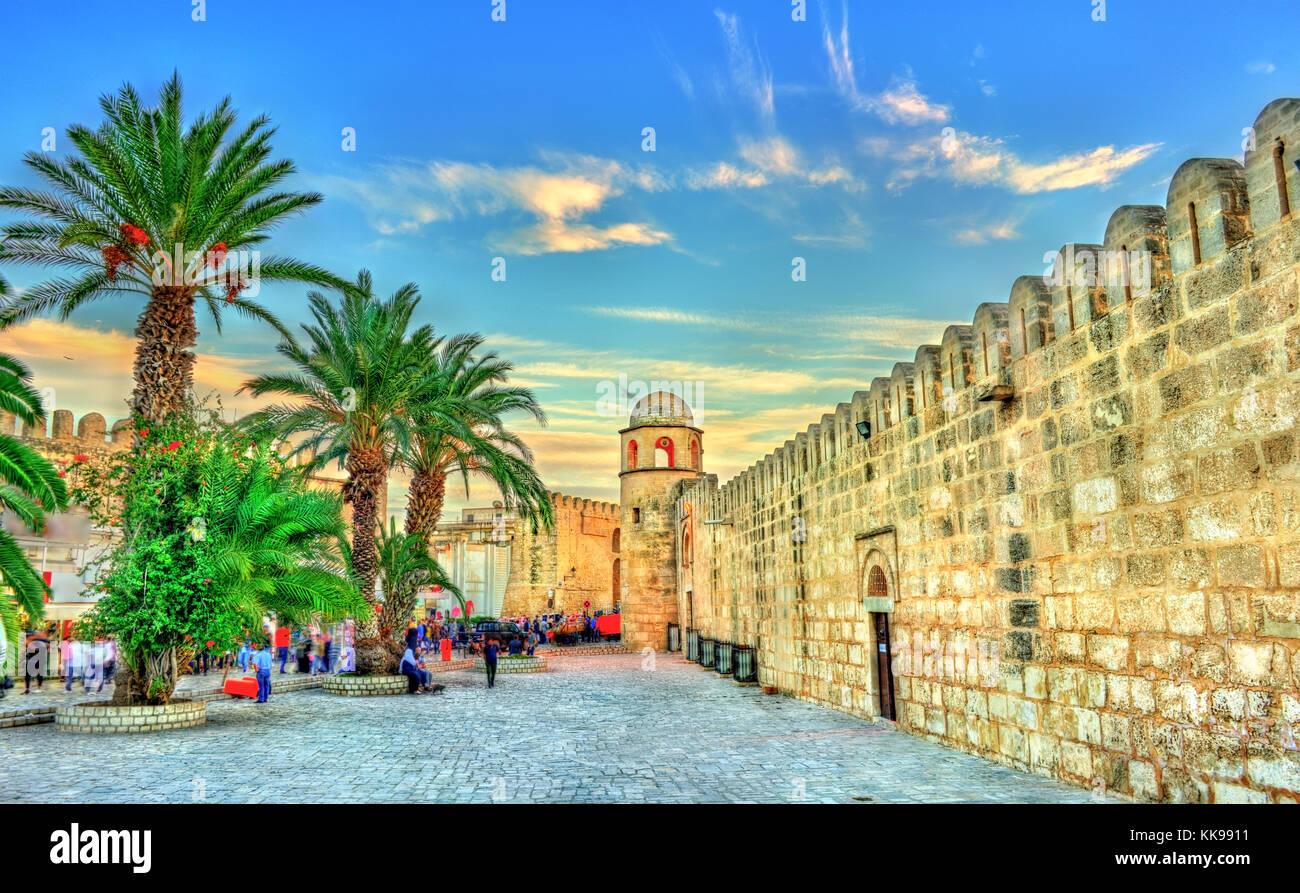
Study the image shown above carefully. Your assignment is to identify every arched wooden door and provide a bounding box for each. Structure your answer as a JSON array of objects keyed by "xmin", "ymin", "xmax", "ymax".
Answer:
[{"xmin": 867, "ymin": 566, "xmax": 896, "ymax": 721}]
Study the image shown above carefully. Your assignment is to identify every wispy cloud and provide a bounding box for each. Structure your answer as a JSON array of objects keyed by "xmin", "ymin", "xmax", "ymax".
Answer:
[
  {"xmin": 686, "ymin": 161, "xmax": 769, "ymax": 190},
  {"xmin": 794, "ymin": 208, "xmax": 870, "ymax": 247},
  {"xmin": 687, "ymin": 136, "xmax": 863, "ymax": 194},
  {"xmin": 881, "ymin": 129, "xmax": 1162, "ymax": 194},
  {"xmin": 655, "ymin": 34, "xmax": 695, "ymax": 100},
  {"xmin": 580, "ymin": 305, "xmax": 959, "ymax": 351},
  {"xmin": 949, "ymin": 216, "xmax": 1022, "ymax": 245},
  {"xmin": 314, "ymin": 153, "xmax": 672, "ymax": 255},
  {"xmin": 820, "ymin": 3, "xmax": 949, "ymax": 125},
  {"xmin": 873, "ymin": 78, "xmax": 951, "ymax": 125},
  {"xmin": 714, "ymin": 9, "xmax": 775, "ymax": 122},
  {"xmin": 1246, "ymin": 61, "xmax": 1276, "ymax": 74}
]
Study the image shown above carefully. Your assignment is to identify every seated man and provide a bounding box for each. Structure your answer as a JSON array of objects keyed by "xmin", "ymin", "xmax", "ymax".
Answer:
[
  {"xmin": 507, "ymin": 635, "xmax": 524, "ymax": 656},
  {"xmin": 415, "ymin": 647, "xmax": 432, "ymax": 687}
]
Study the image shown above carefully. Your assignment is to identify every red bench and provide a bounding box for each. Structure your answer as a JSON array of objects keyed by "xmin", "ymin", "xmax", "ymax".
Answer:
[{"xmin": 223, "ymin": 676, "xmax": 258, "ymax": 698}]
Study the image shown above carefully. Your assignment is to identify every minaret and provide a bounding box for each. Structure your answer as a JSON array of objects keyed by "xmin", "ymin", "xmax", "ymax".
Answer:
[{"xmin": 618, "ymin": 391, "xmax": 704, "ymax": 650}]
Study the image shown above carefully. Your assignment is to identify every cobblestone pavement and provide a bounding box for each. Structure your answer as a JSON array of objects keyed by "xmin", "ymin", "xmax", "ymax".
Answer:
[{"xmin": 0, "ymin": 654, "xmax": 1094, "ymax": 804}]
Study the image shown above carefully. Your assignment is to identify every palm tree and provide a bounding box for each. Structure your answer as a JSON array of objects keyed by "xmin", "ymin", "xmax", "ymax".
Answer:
[
  {"xmin": 0, "ymin": 353, "xmax": 68, "ymax": 662},
  {"xmin": 239, "ymin": 271, "xmax": 434, "ymax": 674},
  {"xmin": 0, "ymin": 73, "xmax": 349, "ymax": 425},
  {"xmin": 371, "ymin": 517, "xmax": 461, "ymax": 652},
  {"xmin": 405, "ymin": 333, "xmax": 554, "ymax": 542},
  {"xmin": 202, "ymin": 445, "xmax": 368, "ymax": 629}
]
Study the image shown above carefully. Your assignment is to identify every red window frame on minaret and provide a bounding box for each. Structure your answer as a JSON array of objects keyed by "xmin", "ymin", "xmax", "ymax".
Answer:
[{"xmin": 656, "ymin": 436, "xmax": 675, "ymax": 467}]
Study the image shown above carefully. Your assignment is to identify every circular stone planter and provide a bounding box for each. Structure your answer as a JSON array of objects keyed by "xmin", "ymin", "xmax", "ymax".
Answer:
[
  {"xmin": 475, "ymin": 656, "xmax": 547, "ymax": 674},
  {"xmin": 321, "ymin": 674, "xmax": 409, "ymax": 696},
  {"xmin": 56, "ymin": 699, "xmax": 206, "ymax": 733}
]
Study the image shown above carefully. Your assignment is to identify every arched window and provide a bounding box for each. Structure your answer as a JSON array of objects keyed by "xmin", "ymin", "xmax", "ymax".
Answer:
[
  {"xmin": 683, "ymin": 530, "xmax": 692, "ymax": 569},
  {"xmin": 655, "ymin": 436, "xmax": 674, "ymax": 467},
  {"xmin": 867, "ymin": 565, "xmax": 888, "ymax": 600},
  {"xmin": 612, "ymin": 557, "xmax": 620, "ymax": 603},
  {"xmin": 1020, "ymin": 307, "xmax": 1029, "ymax": 353},
  {"xmin": 611, "ymin": 528, "xmax": 620, "ymax": 552},
  {"xmin": 1066, "ymin": 283, "xmax": 1075, "ymax": 331},
  {"xmin": 689, "ymin": 438, "xmax": 700, "ymax": 469},
  {"xmin": 627, "ymin": 440, "xmax": 638, "ymax": 470},
  {"xmin": 981, "ymin": 332, "xmax": 989, "ymax": 375}
]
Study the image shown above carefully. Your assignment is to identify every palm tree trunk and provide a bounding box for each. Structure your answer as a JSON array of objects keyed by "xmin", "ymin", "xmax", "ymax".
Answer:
[
  {"xmin": 345, "ymin": 447, "xmax": 393, "ymax": 674},
  {"xmin": 404, "ymin": 467, "xmax": 446, "ymax": 539},
  {"xmin": 130, "ymin": 286, "xmax": 198, "ymax": 424}
]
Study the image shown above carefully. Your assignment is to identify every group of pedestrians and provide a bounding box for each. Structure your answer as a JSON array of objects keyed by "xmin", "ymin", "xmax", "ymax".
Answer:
[
  {"xmin": 508, "ymin": 612, "xmax": 606, "ymax": 644},
  {"xmin": 15, "ymin": 634, "xmax": 116, "ymax": 695}
]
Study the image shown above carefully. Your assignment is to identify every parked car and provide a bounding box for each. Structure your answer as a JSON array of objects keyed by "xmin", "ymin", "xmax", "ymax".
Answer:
[{"xmin": 471, "ymin": 620, "xmax": 523, "ymax": 644}]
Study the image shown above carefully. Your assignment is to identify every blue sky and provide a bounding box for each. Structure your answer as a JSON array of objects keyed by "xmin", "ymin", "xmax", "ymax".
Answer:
[{"xmin": 0, "ymin": 0, "xmax": 1294, "ymax": 508}]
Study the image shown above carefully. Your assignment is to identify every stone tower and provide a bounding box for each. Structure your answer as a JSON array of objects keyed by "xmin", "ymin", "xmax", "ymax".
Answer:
[{"xmin": 618, "ymin": 391, "xmax": 704, "ymax": 650}]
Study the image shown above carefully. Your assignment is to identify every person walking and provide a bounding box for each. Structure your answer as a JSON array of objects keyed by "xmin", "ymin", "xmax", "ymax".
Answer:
[
  {"xmin": 321, "ymin": 631, "xmax": 332, "ymax": 674},
  {"xmin": 275, "ymin": 624, "xmax": 290, "ymax": 673},
  {"xmin": 483, "ymin": 636, "xmax": 499, "ymax": 689},
  {"xmin": 23, "ymin": 631, "xmax": 47, "ymax": 694},
  {"xmin": 92, "ymin": 637, "xmax": 110, "ymax": 692},
  {"xmin": 238, "ymin": 639, "xmax": 251, "ymax": 674},
  {"xmin": 252, "ymin": 642, "xmax": 273, "ymax": 703},
  {"xmin": 61, "ymin": 637, "xmax": 75, "ymax": 691},
  {"xmin": 102, "ymin": 637, "xmax": 115, "ymax": 688},
  {"xmin": 83, "ymin": 638, "xmax": 101, "ymax": 693}
]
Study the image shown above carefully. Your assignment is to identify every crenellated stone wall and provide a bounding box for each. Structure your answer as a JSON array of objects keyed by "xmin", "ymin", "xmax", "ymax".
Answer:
[
  {"xmin": 673, "ymin": 98, "xmax": 1300, "ymax": 803},
  {"xmin": 500, "ymin": 491, "xmax": 620, "ymax": 618}
]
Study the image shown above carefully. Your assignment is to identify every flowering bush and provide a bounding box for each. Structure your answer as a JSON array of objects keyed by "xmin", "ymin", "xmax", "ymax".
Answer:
[{"xmin": 72, "ymin": 407, "xmax": 365, "ymax": 704}]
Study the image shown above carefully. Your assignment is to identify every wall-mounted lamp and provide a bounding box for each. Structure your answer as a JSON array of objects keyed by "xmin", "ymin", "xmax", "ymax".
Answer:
[{"xmin": 855, "ymin": 420, "xmax": 871, "ymax": 440}]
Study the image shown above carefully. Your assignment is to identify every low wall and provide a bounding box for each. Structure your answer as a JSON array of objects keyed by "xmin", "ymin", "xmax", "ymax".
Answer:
[
  {"xmin": 321, "ymin": 674, "xmax": 408, "ymax": 696},
  {"xmin": 475, "ymin": 656, "xmax": 547, "ymax": 673},
  {"xmin": 56, "ymin": 699, "xmax": 206, "ymax": 732}
]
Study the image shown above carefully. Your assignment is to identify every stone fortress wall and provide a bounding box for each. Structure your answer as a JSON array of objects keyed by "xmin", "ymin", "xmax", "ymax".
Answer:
[
  {"xmin": 673, "ymin": 98, "xmax": 1300, "ymax": 803},
  {"xmin": 500, "ymin": 491, "xmax": 620, "ymax": 618},
  {"xmin": 1, "ymin": 408, "xmax": 133, "ymax": 457}
]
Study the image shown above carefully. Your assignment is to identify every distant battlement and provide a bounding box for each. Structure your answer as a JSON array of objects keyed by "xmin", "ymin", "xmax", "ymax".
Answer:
[
  {"xmin": 1, "ymin": 409, "xmax": 132, "ymax": 450},
  {"xmin": 2, "ymin": 407, "xmax": 327, "ymax": 471},
  {"xmin": 547, "ymin": 490, "xmax": 620, "ymax": 518}
]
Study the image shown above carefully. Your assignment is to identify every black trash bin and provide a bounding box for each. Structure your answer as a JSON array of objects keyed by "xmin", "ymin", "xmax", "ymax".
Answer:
[
  {"xmin": 733, "ymin": 645, "xmax": 758, "ymax": 683},
  {"xmin": 715, "ymin": 641, "xmax": 733, "ymax": 675}
]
